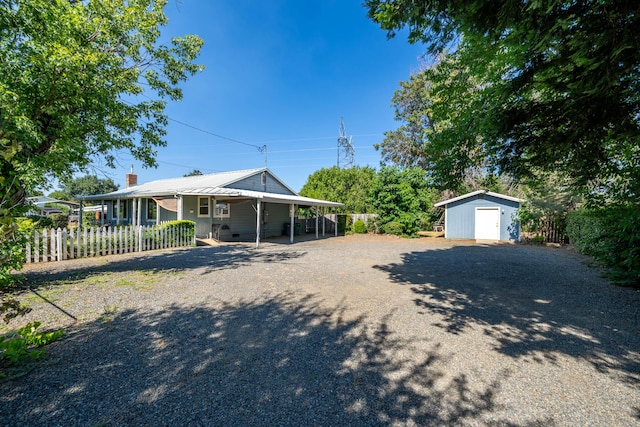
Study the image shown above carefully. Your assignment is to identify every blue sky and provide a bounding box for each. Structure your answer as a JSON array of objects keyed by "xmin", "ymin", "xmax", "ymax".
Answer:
[{"xmin": 98, "ymin": 1, "xmax": 426, "ymax": 192}]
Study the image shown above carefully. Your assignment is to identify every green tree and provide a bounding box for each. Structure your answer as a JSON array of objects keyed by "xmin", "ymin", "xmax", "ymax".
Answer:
[
  {"xmin": 184, "ymin": 169, "xmax": 203, "ymax": 177},
  {"xmin": 365, "ymin": 0, "xmax": 640, "ymax": 203},
  {"xmin": 300, "ymin": 166, "xmax": 377, "ymax": 213},
  {"xmin": 368, "ymin": 167, "xmax": 439, "ymax": 236},
  {"xmin": 57, "ymin": 175, "xmax": 119, "ymax": 201},
  {"xmin": 0, "ymin": 0, "xmax": 203, "ymax": 287}
]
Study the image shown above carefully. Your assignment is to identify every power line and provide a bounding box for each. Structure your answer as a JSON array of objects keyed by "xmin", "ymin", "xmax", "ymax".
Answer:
[{"xmin": 168, "ymin": 117, "xmax": 262, "ymax": 149}]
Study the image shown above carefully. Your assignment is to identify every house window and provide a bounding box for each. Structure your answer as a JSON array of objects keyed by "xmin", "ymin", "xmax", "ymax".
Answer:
[
  {"xmin": 198, "ymin": 197, "xmax": 210, "ymax": 217},
  {"xmin": 115, "ymin": 200, "xmax": 128, "ymax": 219},
  {"xmin": 214, "ymin": 201, "xmax": 230, "ymax": 218},
  {"xmin": 147, "ymin": 199, "xmax": 157, "ymax": 220}
]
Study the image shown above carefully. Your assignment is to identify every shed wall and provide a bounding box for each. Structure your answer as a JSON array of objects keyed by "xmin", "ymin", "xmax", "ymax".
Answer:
[{"xmin": 445, "ymin": 194, "xmax": 520, "ymax": 241}]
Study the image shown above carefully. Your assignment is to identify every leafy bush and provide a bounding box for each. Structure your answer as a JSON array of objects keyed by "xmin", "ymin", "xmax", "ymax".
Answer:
[
  {"xmin": 383, "ymin": 221, "xmax": 404, "ymax": 236},
  {"xmin": 159, "ymin": 220, "xmax": 195, "ymax": 244},
  {"xmin": 0, "ymin": 222, "xmax": 27, "ymax": 288},
  {"xmin": 26, "ymin": 215, "xmax": 53, "ymax": 229},
  {"xmin": 49, "ymin": 213, "xmax": 69, "ymax": 229},
  {"xmin": 0, "ymin": 321, "xmax": 64, "ymax": 375},
  {"xmin": 352, "ymin": 219, "xmax": 367, "ymax": 234},
  {"xmin": 567, "ymin": 206, "xmax": 640, "ymax": 286},
  {"xmin": 530, "ymin": 235, "xmax": 545, "ymax": 244}
]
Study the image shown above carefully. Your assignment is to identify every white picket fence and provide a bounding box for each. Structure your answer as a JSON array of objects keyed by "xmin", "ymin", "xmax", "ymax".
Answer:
[{"xmin": 25, "ymin": 225, "xmax": 196, "ymax": 264}]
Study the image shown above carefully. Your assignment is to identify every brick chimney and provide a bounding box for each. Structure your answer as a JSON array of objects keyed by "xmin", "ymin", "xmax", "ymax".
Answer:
[{"xmin": 126, "ymin": 165, "xmax": 138, "ymax": 188}]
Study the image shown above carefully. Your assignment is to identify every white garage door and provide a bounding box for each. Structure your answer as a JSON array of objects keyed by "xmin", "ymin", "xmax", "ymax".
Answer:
[{"xmin": 475, "ymin": 207, "xmax": 500, "ymax": 240}]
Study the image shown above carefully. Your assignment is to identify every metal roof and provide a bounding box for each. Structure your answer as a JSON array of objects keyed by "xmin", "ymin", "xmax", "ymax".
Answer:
[
  {"xmin": 434, "ymin": 190, "xmax": 524, "ymax": 207},
  {"xmin": 27, "ymin": 196, "xmax": 80, "ymax": 207},
  {"xmin": 80, "ymin": 168, "xmax": 343, "ymax": 208},
  {"xmin": 81, "ymin": 168, "xmax": 268, "ymax": 199}
]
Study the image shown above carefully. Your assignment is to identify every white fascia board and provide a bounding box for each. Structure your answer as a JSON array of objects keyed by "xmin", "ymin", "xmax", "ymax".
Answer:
[{"xmin": 434, "ymin": 190, "xmax": 524, "ymax": 207}]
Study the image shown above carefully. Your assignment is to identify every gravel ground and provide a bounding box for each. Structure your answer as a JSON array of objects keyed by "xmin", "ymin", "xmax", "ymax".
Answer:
[{"xmin": 1, "ymin": 234, "xmax": 639, "ymax": 426}]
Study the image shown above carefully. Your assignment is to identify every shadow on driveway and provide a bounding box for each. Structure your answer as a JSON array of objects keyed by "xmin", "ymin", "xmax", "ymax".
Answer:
[
  {"xmin": 20, "ymin": 244, "xmax": 308, "ymax": 291},
  {"xmin": 0, "ymin": 294, "xmax": 528, "ymax": 426},
  {"xmin": 374, "ymin": 244, "xmax": 640, "ymax": 386}
]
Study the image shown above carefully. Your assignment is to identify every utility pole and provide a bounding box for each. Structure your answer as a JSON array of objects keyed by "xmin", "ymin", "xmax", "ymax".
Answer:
[{"xmin": 337, "ymin": 117, "xmax": 354, "ymax": 168}]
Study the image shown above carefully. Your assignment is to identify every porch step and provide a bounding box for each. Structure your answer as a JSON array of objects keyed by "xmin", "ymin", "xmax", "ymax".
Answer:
[{"xmin": 196, "ymin": 238, "xmax": 220, "ymax": 246}]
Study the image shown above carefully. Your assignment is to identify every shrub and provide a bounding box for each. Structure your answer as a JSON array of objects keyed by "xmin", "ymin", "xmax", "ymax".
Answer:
[
  {"xmin": 352, "ymin": 219, "xmax": 367, "ymax": 234},
  {"xmin": 26, "ymin": 215, "xmax": 53, "ymax": 229},
  {"xmin": 0, "ymin": 321, "xmax": 64, "ymax": 374},
  {"xmin": 383, "ymin": 221, "xmax": 404, "ymax": 236},
  {"xmin": 49, "ymin": 214, "xmax": 69, "ymax": 229},
  {"xmin": 530, "ymin": 235, "xmax": 545, "ymax": 244},
  {"xmin": 159, "ymin": 220, "xmax": 195, "ymax": 245},
  {"xmin": 0, "ymin": 222, "xmax": 27, "ymax": 288},
  {"xmin": 567, "ymin": 206, "xmax": 640, "ymax": 286}
]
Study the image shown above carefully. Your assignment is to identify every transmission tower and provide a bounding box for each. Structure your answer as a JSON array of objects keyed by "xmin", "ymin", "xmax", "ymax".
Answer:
[{"xmin": 337, "ymin": 117, "xmax": 355, "ymax": 168}]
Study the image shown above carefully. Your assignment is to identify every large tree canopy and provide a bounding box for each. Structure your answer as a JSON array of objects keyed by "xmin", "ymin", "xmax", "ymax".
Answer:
[
  {"xmin": 366, "ymin": 0, "xmax": 640, "ymax": 202},
  {"xmin": 56, "ymin": 175, "xmax": 119, "ymax": 201},
  {"xmin": 0, "ymin": 0, "xmax": 203, "ymax": 214},
  {"xmin": 300, "ymin": 166, "xmax": 376, "ymax": 213},
  {"xmin": 0, "ymin": 0, "xmax": 203, "ymax": 283}
]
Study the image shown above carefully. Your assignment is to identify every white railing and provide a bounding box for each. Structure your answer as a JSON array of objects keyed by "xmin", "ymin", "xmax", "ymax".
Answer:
[{"xmin": 24, "ymin": 224, "xmax": 196, "ymax": 264}]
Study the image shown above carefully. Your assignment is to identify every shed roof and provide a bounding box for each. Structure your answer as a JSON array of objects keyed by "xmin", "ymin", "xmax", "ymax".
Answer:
[{"xmin": 434, "ymin": 190, "xmax": 524, "ymax": 207}]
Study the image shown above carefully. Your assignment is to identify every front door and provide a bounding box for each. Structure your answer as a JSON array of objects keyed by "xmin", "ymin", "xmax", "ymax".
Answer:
[{"xmin": 475, "ymin": 207, "xmax": 500, "ymax": 240}]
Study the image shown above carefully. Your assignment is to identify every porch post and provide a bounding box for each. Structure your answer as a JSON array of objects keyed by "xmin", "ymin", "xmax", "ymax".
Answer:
[
  {"xmin": 156, "ymin": 199, "xmax": 160, "ymax": 224},
  {"xmin": 132, "ymin": 198, "xmax": 137, "ymax": 227},
  {"xmin": 137, "ymin": 198, "xmax": 142, "ymax": 226},
  {"xmin": 289, "ymin": 203, "xmax": 295, "ymax": 243},
  {"xmin": 255, "ymin": 199, "xmax": 262, "ymax": 249},
  {"xmin": 116, "ymin": 200, "xmax": 121, "ymax": 226},
  {"xmin": 100, "ymin": 200, "xmax": 105, "ymax": 226},
  {"xmin": 315, "ymin": 206, "xmax": 319, "ymax": 239},
  {"xmin": 335, "ymin": 209, "xmax": 338, "ymax": 237},
  {"xmin": 322, "ymin": 207, "xmax": 325, "ymax": 236},
  {"xmin": 177, "ymin": 196, "xmax": 183, "ymax": 220}
]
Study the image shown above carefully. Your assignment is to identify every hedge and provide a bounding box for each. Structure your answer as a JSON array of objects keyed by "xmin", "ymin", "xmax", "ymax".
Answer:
[{"xmin": 566, "ymin": 206, "xmax": 639, "ymax": 286}]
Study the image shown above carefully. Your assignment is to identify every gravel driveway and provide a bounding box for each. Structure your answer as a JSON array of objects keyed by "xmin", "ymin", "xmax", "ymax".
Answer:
[{"xmin": 2, "ymin": 234, "xmax": 639, "ymax": 426}]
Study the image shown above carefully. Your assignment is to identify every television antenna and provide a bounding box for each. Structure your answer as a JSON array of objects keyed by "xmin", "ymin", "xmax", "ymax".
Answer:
[{"xmin": 337, "ymin": 117, "xmax": 354, "ymax": 168}]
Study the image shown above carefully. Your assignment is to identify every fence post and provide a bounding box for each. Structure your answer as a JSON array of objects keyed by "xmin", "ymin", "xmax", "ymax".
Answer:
[
  {"xmin": 26, "ymin": 239, "xmax": 31, "ymax": 264},
  {"xmin": 56, "ymin": 227, "xmax": 64, "ymax": 261},
  {"xmin": 43, "ymin": 229, "xmax": 48, "ymax": 262},
  {"xmin": 50, "ymin": 228, "xmax": 56, "ymax": 262},
  {"xmin": 69, "ymin": 228, "xmax": 75, "ymax": 260},
  {"xmin": 82, "ymin": 227, "xmax": 88, "ymax": 258},
  {"xmin": 34, "ymin": 231, "xmax": 40, "ymax": 263},
  {"xmin": 138, "ymin": 225, "xmax": 143, "ymax": 252},
  {"xmin": 62, "ymin": 227, "xmax": 68, "ymax": 261}
]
